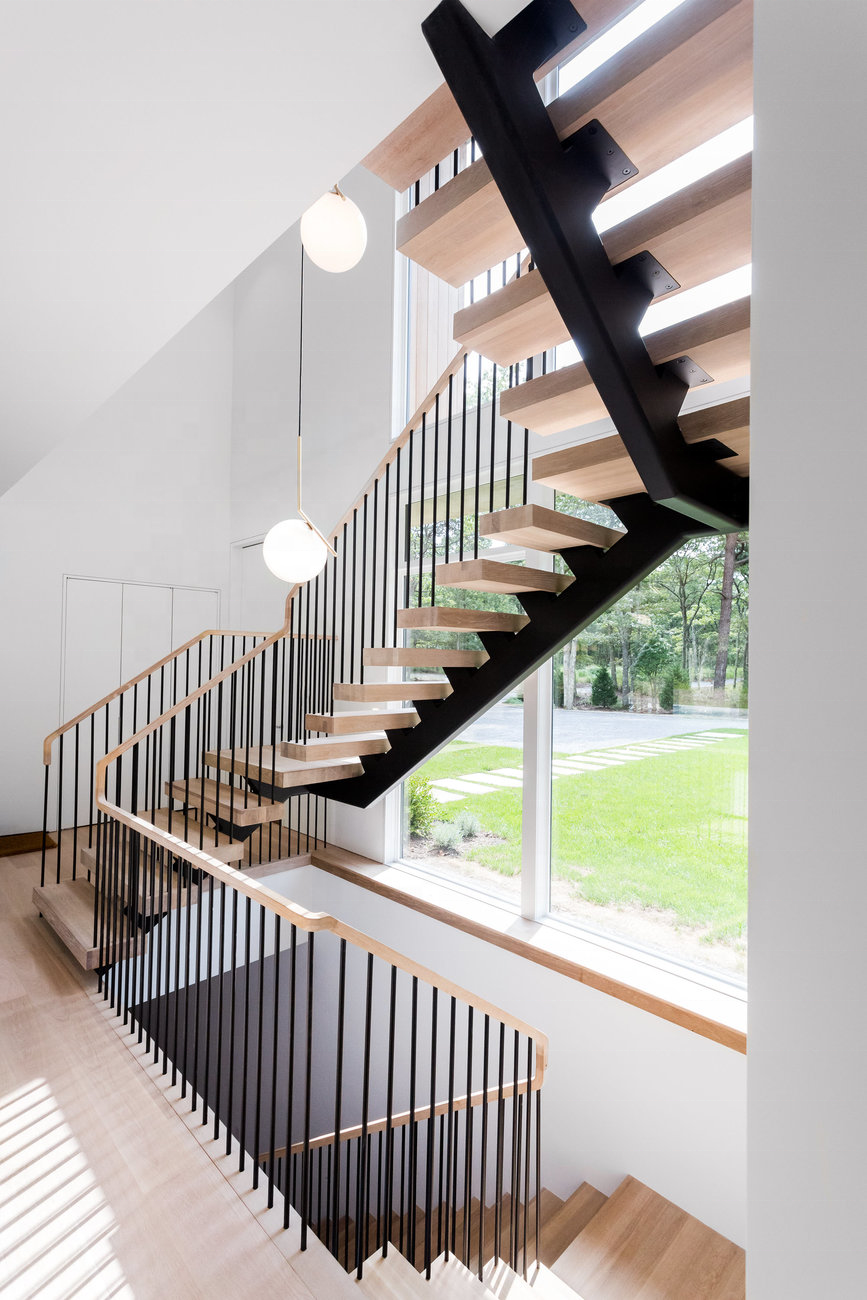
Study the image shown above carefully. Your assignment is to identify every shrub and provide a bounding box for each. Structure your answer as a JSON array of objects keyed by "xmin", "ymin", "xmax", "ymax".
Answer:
[
  {"xmin": 659, "ymin": 672, "xmax": 676, "ymax": 712},
  {"xmin": 453, "ymin": 810, "xmax": 482, "ymax": 839},
  {"xmin": 407, "ymin": 774, "xmax": 435, "ymax": 838},
  {"xmin": 432, "ymin": 821, "xmax": 464, "ymax": 853},
  {"xmin": 590, "ymin": 665, "xmax": 618, "ymax": 708}
]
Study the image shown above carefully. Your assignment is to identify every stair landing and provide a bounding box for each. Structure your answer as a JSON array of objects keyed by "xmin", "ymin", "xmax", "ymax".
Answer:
[{"xmin": 552, "ymin": 1175, "xmax": 744, "ymax": 1299}]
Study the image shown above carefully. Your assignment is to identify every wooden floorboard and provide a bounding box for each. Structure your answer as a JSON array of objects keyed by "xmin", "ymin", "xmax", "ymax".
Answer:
[{"xmin": 0, "ymin": 851, "xmax": 353, "ymax": 1299}]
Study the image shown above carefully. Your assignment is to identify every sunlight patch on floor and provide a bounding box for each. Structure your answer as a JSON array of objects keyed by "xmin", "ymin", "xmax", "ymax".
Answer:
[{"xmin": 0, "ymin": 1078, "xmax": 132, "ymax": 1299}]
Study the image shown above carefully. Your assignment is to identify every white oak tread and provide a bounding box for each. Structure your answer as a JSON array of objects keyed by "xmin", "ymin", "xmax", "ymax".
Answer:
[
  {"xmin": 32, "ymin": 878, "xmax": 134, "ymax": 970},
  {"xmin": 436, "ymin": 558, "xmax": 574, "ymax": 595},
  {"xmin": 80, "ymin": 806, "xmax": 245, "ymax": 869},
  {"xmin": 364, "ymin": 647, "xmax": 490, "ymax": 668},
  {"xmin": 280, "ymin": 734, "xmax": 390, "ymax": 761},
  {"xmin": 501, "ymin": 297, "xmax": 750, "ymax": 437},
  {"xmin": 532, "ymin": 395, "xmax": 749, "ymax": 501},
  {"xmin": 453, "ymin": 156, "xmax": 751, "ymax": 368},
  {"xmin": 305, "ymin": 708, "xmax": 420, "ymax": 735},
  {"xmin": 77, "ymin": 845, "xmax": 197, "ymax": 913},
  {"xmin": 541, "ymin": 1183, "xmax": 609, "ymax": 1266},
  {"xmin": 362, "ymin": 0, "xmax": 631, "ymax": 190},
  {"xmin": 358, "ymin": 1245, "xmax": 436, "ymax": 1299},
  {"xmin": 164, "ymin": 777, "xmax": 284, "ymax": 826},
  {"xmin": 398, "ymin": 607, "xmax": 529, "ymax": 633},
  {"xmin": 204, "ymin": 745, "xmax": 364, "ymax": 786},
  {"xmin": 480, "ymin": 504, "xmax": 625, "ymax": 552},
  {"xmin": 333, "ymin": 681, "xmax": 453, "ymax": 702},
  {"xmin": 484, "ymin": 1257, "xmax": 586, "ymax": 1299},
  {"xmin": 428, "ymin": 1252, "xmax": 492, "ymax": 1296},
  {"xmin": 551, "ymin": 1175, "xmax": 744, "ymax": 1299},
  {"xmin": 395, "ymin": 0, "xmax": 752, "ymax": 286}
]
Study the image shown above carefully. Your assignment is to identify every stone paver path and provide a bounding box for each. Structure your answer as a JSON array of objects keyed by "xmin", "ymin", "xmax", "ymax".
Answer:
[{"xmin": 429, "ymin": 729, "xmax": 746, "ymax": 802}]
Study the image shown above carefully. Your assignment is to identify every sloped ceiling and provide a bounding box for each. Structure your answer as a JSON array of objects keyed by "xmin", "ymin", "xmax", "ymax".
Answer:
[{"xmin": 0, "ymin": 0, "xmax": 523, "ymax": 497}]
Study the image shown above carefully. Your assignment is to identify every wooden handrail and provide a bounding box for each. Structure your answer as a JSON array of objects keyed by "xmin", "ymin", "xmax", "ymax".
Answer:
[
  {"xmin": 43, "ymin": 345, "xmax": 473, "ymax": 768},
  {"xmin": 94, "ymin": 779, "xmax": 548, "ymax": 1091},
  {"xmin": 42, "ymin": 604, "xmax": 292, "ymax": 765},
  {"xmin": 261, "ymin": 1075, "xmax": 534, "ymax": 1163}
]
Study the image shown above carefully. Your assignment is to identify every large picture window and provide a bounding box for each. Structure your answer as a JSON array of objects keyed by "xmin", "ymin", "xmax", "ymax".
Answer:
[{"xmin": 549, "ymin": 515, "xmax": 748, "ymax": 980}]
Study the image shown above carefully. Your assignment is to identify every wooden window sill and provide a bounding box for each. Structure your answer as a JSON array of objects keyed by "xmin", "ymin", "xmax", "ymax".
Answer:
[{"xmin": 309, "ymin": 845, "xmax": 746, "ymax": 1055}]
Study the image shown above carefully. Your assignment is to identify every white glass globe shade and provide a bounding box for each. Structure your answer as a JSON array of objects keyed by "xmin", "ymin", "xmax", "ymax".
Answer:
[
  {"xmin": 262, "ymin": 519, "xmax": 329, "ymax": 584},
  {"xmin": 300, "ymin": 190, "xmax": 367, "ymax": 273}
]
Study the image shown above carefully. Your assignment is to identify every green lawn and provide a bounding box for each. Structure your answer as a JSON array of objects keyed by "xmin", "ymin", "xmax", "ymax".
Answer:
[{"xmin": 418, "ymin": 731, "xmax": 748, "ymax": 948}]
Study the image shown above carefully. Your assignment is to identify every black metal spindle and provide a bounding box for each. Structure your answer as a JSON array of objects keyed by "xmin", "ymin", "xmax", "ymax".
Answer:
[
  {"xmin": 355, "ymin": 952, "xmax": 374, "ymax": 1279},
  {"xmin": 478, "ymin": 1014, "xmax": 490, "ymax": 1281},
  {"xmin": 424, "ymin": 986, "xmax": 438, "ymax": 1278},
  {"xmin": 331, "ymin": 938, "xmax": 347, "ymax": 1256},
  {"xmin": 301, "ymin": 932, "xmax": 315, "ymax": 1249},
  {"xmin": 282, "ymin": 924, "xmax": 298, "ymax": 1231},
  {"xmin": 383, "ymin": 964, "xmax": 397, "ymax": 1259}
]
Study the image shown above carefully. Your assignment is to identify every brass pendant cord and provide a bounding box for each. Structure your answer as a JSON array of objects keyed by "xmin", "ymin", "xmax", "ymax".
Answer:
[{"xmin": 297, "ymin": 244, "xmax": 337, "ymax": 556}]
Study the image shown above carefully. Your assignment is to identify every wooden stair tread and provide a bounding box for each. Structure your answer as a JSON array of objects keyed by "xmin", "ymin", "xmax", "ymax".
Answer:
[
  {"xmin": 479, "ymin": 505, "xmax": 625, "ymax": 553},
  {"xmin": 453, "ymin": 156, "xmax": 751, "ymax": 367},
  {"xmin": 396, "ymin": 0, "xmax": 752, "ymax": 286},
  {"xmin": 541, "ymin": 1183, "xmax": 609, "ymax": 1266},
  {"xmin": 77, "ymin": 808, "xmax": 244, "ymax": 867},
  {"xmin": 483, "ymin": 1258, "xmax": 584, "ymax": 1300},
  {"xmin": 501, "ymin": 297, "xmax": 750, "ymax": 437},
  {"xmin": 164, "ymin": 777, "xmax": 283, "ymax": 826},
  {"xmin": 204, "ymin": 746, "xmax": 363, "ymax": 787},
  {"xmin": 533, "ymin": 395, "xmax": 749, "ymax": 501},
  {"xmin": 362, "ymin": 82, "xmax": 469, "ymax": 193},
  {"xmin": 32, "ymin": 879, "xmax": 134, "ymax": 971},
  {"xmin": 428, "ymin": 1253, "xmax": 491, "ymax": 1295},
  {"xmin": 305, "ymin": 709, "xmax": 420, "ymax": 736},
  {"xmin": 333, "ymin": 681, "xmax": 453, "ymax": 702},
  {"xmin": 436, "ymin": 558, "xmax": 573, "ymax": 595},
  {"xmin": 280, "ymin": 734, "xmax": 389, "ymax": 761},
  {"xmin": 362, "ymin": 0, "xmax": 631, "ymax": 191},
  {"xmin": 364, "ymin": 647, "xmax": 489, "ymax": 668},
  {"xmin": 551, "ymin": 1175, "xmax": 744, "ymax": 1298},
  {"xmin": 397, "ymin": 607, "xmax": 529, "ymax": 633},
  {"xmin": 357, "ymin": 1246, "xmax": 434, "ymax": 1299}
]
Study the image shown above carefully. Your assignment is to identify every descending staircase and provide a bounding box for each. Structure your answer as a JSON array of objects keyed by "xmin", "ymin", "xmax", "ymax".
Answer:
[{"xmin": 346, "ymin": 1174, "xmax": 744, "ymax": 1297}]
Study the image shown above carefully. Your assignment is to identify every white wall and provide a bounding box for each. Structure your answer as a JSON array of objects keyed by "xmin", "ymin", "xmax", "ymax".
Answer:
[
  {"xmin": 0, "ymin": 291, "xmax": 234, "ymax": 834},
  {"xmin": 749, "ymin": 2, "xmax": 867, "ymax": 1296},
  {"xmin": 230, "ymin": 164, "xmax": 397, "ymax": 550},
  {"xmin": 284, "ymin": 868, "xmax": 747, "ymax": 1247}
]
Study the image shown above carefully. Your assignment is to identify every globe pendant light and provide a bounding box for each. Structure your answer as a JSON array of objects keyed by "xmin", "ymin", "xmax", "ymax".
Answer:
[
  {"xmin": 300, "ymin": 185, "xmax": 367, "ymax": 273},
  {"xmin": 263, "ymin": 248, "xmax": 335, "ymax": 586}
]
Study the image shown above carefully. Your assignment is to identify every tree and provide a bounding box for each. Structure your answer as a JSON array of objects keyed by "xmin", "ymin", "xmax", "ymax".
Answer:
[
  {"xmin": 652, "ymin": 538, "xmax": 723, "ymax": 680},
  {"xmin": 633, "ymin": 631, "xmax": 674, "ymax": 707},
  {"xmin": 713, "ymin": 532, "xmax": 738, "ymax": 692},
  {"xmin": 591, "ymin": 665, "xmax": 618, "ymax": 708}
]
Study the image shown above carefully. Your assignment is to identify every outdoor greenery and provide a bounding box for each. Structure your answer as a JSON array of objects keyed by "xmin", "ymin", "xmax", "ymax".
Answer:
[
  {"xmin": 407, "ymin": 773, "xmax": 436, "ymax": 838},
  {"xmin": 412, "ymin": 733, "xmax": 748, "ymax": 951},
  {"xmin": 404, "ymin": 490, "xmax": 748, "ymax": 711},
  {"xmin": 590, "ymin": 665, "xmax": 618, "ymax": 708}
]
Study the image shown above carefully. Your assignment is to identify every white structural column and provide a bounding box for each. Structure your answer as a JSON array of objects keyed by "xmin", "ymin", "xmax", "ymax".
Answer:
[
  {"xmin": 749, "ymin": 2, "xmax": 867, "ymax": 1296},
  {"xmin": 520, "ymin": 662, "xmax": 553, "ymax": 920},
  {"xmin": 520, "ymin": 473, "xmax": 557, "ymax": 920}
]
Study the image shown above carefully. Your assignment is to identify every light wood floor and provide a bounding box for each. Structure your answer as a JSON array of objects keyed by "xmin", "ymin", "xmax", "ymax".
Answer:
[{"xmin": 0, "ymin": 850, "xmax": 351, "ymax": 1300}]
